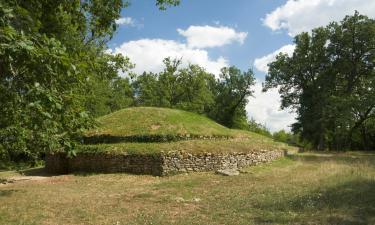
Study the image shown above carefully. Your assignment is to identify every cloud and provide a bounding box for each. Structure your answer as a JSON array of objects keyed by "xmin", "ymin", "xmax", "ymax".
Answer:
[
  {"xmin": 115, "ymin": 17, "xmax": 135, "ymax": 26},
  {"xmin": 177, "ymin": 25, "xmax": 247, "ymax": 48},
  {"xmin": 113, "ymin": 39, "xmax": 228, "ymax": 75},
  {"xmin": 246, "ymin": 80, "xmax": 296, "ymax": 132},
  {"xmin": 254, "ymin": 44, "xmax": 295, "ymax": 73},
  {"xmin": 263, "ymin": 0, "xmax": 375, "ymax": 36}
]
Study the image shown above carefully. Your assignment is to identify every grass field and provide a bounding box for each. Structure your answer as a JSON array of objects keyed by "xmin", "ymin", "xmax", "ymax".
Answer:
[{"xmin": 1, "ymin": 151, "xmax": 375, "ymax": 225}]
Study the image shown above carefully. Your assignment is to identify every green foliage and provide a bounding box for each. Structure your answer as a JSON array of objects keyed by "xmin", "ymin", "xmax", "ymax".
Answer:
[
  {"xmin": 134, "ymin": 59, "xmax": 255, "ymax": 129},
  {"xmin": 134, "ymin": 58, "xmax": 215, "ymax": 114},
  {"xmin": 0, "ymin": 0, "xmax": 177, "ymax": 162},
  {"xmin": 247, "ymin": 118, "xmax": 272, "ymax": 138},
  {"xmin": 156, "ymin": 0, "xmax": 180, "ymax": 10},
  {"xmin": 273, "ymin": 130, "xmax": 291, "ymax": 143},
  {"xmin": 272, "ymin": 130, "xmax": 302, "ymax": 147},
  {"xmin": 210, "ymin": 67, "xmax": 255, "ymax": 128},
  {"xmin": 265, "ymin": 12, "xmax": 375, "ymax": 150},
  {"xmin": 84, "ymin": 75, "xmax": 134, "ymax": 118},
  {"xmin": 0, "ymin": 3, "xmax": 93, "ymax": 160}
]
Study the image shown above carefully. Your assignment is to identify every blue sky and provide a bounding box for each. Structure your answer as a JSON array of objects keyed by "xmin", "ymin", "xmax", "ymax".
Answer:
[
  {"xmin": 109, "ymin": 0, "xmax": 375, "ymax": 131},
  {"xmin": 110, "ymin": 0, "xmax": 291, "ymax": 78}
]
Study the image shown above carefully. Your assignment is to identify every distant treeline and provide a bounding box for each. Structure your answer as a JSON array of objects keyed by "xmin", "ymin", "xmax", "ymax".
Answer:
[{"xmin": 86, "ymin": 58, "xmax": 255, "ymax": 130}]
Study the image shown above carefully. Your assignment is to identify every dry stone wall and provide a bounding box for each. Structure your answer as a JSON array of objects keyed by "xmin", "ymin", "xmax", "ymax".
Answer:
[
  {"xmin": 45, "ymin": 153, "xmax": 163, "ymax": 176},
  {"xmin": 45, "ymin": 149, "xmax": 284, "ymax": 176},
  {"xmin": 161, "ymin": 149, "xmax": 284, "ymax": 175}
]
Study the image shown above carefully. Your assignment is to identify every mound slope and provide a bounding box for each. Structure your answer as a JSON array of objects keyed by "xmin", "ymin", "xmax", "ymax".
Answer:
[
  {"xmin": 81, "ymin": 106, "xmax": 294, "ymax": 153},
  {"xmin": 84, "ymin": 107, "xmax": 237, "ymax": 142}
]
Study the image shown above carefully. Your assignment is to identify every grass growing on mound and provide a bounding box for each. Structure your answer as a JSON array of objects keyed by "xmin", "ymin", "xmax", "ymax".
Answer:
[
  {"xmin": 80, "ymin": 107, "xmax": 296, "ymax": 155},
  {"xmin": 78, "ymin": 132, "xmax": 295, "ymax": 155},
  {"xmin": 85, "ymin": 107, "xmax": 235, "ymax": 138}
]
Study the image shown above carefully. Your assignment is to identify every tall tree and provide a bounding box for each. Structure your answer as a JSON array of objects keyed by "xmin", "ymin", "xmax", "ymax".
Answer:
[
  {"xmin": 327, "ymin": 12, "xmax": 375, "ymax": 149},
  {"xmin": 264, "ymin": 12, "xmax": 375, "ymax": 150},
  {"xmin": 0, "ymin": 0, "xmax": 178, "ymax": 161}
]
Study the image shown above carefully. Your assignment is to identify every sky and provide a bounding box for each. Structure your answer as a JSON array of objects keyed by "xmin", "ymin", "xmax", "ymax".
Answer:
[{"xmin": 108, "ymin": 0, "xmax": 375, "ymax": 132}]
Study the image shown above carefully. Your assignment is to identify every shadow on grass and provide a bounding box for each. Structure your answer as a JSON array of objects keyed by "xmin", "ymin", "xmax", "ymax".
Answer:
[
  {"xmin": 72, "ymin": 172, "xmax": 100, "ymax": 177},
  {"xmin": 0, "ymin": 190, "xmax": 22, "ymax": 197},
  {"xmin": 21, "ymin": 167, "xmax": 51, "ymax": 176},
  {"xmin": 248, "ymin": 152, "xmax": 375, "ymax": 224},
  {"xmin": 254, "ymin": 177, "xmax": 375, "ymax": 224},
  {"xmin": 286, "ymin": 151, "xmax": 375, "ymax": 166}
]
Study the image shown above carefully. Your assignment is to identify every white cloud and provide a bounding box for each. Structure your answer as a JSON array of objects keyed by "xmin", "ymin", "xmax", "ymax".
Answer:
[
  {"xmin": 264, "ymin": 0, "xmax": 375, "ymax": 36},
  {"xmin": 246, "ymin": 80, "xmax": 296, "ymax": 132},
  {"xmin": 115, "ymin": 17, "xmax": 135, "ymax": 26},
  {"xmin": 177, "ymin": 25, "xmax": 248, "ymax": 48},
  {"xmin": 113, "ymin": 39, "xmax": 228, "ymax": 75},
  {"xmin": 254, "ymin": 44, "xmax": 295, "ymax": 73}
]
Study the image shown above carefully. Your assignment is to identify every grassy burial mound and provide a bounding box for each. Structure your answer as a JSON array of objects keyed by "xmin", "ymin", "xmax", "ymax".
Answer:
[
  {"xmin": 46, "ymin": 107, "xmax": 295, "ymax": 175},
  {"xmin": 84, "ymin": 107, "xmax": 235, "ymax": 143}
]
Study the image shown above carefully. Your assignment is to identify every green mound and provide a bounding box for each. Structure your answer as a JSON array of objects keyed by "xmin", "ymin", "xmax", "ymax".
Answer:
[
  {"xmin": 85, "ymin": 107, "xmax": 235, "ymax": 140},
  {"xmin": 81, "ymin": 107, "xmax": 296, "ymax": 154},
  {"xmin": 78, "ymin": 137, "xmax": 294, "ymax": 155}
]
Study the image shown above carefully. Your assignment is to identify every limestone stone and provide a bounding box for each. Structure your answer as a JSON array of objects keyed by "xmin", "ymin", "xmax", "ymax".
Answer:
[{"xmin": 215, "ymin": 169, "xmax": 240, "ymax": 176}]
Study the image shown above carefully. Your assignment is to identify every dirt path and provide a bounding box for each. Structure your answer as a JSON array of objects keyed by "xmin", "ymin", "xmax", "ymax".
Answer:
[
  {"xmin": 1, "ymin": 175, "xmax": 50, "ymax": 185},
  {"xmin": 0, "ymin": 167, "xmax": 58, "ymax": 186}
]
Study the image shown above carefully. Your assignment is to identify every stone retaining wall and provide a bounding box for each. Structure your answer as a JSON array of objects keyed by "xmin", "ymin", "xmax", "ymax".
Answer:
[
  {"xmin": 161, "ymin": 150, "xmax": 284, "ymax": 175},
  {"xmin": 45, "ymin": 149, "xmax": 284, "ymax": 176},
  {"xmin": 45, "ymin": 153, "xmax": 163, "ymax": 176}
]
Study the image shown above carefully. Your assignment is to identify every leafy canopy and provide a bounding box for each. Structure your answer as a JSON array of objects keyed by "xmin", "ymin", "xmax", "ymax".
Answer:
[
  {"xmin": 264, "ymin": 12, "xmax": 375, "ymax": 150},
  {"xmin": 0, "ymin": 0, "xmax": 179, "ymax": 161}
]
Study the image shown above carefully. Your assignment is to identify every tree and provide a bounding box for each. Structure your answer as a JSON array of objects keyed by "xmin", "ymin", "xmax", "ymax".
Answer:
[
  {"xmin": 133, "ymin": 59, "xmax": 256, "ymax": 128},
  {"xmin": 0, "ymin": 0, "xmax": 179, "ymax": 162},
  {"xmin": 133, "ymin": 58, "xmax": 215, "ymax": 114},
  {"xmin": 156, "ymin": 0, "xmax": 180, "ymax": 10},
  {"xmin": 133, "ymin": 72, "xmax": 160, "ymax": 106},
  {"xmin": 84, "ymin": 76, "xmax": 134, "ymax": 118},
  {"xmin": 264, "ymin": 12, "xmax": 375, "ymax": 150},
  {"xmin": 247, "ymin": 118, "xmax": 272, "ymax": 138},
  {"xmin": 83, "ymin": 52, "xmax": 135, "ymax": 117},
  {"xmin": 327, "ymin": 12, "xmax": 375, "ymax": 149},
  {"xmin": 174, "ymin": 64, "xmax": 215, "ymax": 114},
  {"xmin": 210, "ymin": 67, "xmax": 255, "ymax": 128}
]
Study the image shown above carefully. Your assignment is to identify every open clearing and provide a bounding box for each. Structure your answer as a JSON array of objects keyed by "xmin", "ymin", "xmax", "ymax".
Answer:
[{"xmin": 1, "ymin": 151, "xmax": 375, "ymax": 225}]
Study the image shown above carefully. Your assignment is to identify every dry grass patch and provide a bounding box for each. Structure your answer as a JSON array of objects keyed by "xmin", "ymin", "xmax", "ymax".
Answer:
[{"xmin": 1, "ymin": 151, "xmax": 375, "ymax": 224}]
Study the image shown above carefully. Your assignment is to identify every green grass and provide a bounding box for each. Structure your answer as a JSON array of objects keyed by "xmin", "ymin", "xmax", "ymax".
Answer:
[
  {"xmin": 1, "ymin": 151, "xmax": 375, "ymax": 224},
  {"xmin": 0, "ymin": 171, "xmax": 20, "ymax": 179},
  {"xmin": 80, "ymin": 107, "xmax": 295, "ymax": 155},
  {"xmin": 78, "ymin": 136, "xmax": 294, "ymax": 155},
  {"xmin": 80, "ymin": 107, "xmax": 295, "ymax": 154},
  {"xmin": 85, "ymin": 107, "xmax": 246, "ymax": 138}
]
